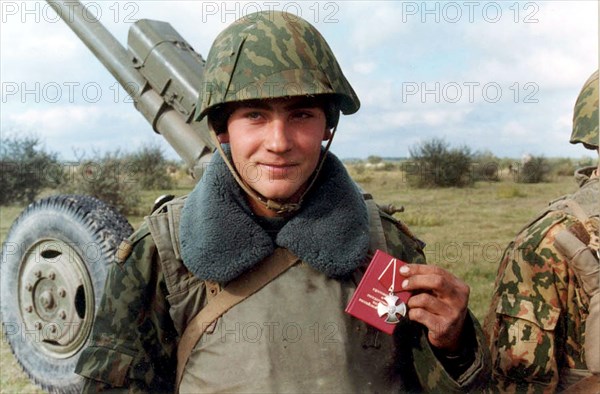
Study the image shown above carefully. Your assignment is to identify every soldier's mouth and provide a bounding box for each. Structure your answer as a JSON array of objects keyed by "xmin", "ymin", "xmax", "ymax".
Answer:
[{"xmin": 258, "ymin": 162, "xmax": 300, "ymax": 179}]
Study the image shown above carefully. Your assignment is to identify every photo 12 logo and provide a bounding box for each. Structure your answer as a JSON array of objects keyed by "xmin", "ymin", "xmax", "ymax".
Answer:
[
  {"xmin": 199, "ymin": 1, "xmax": 340, "ymax": 23},
  {"xmin": 1, "ymin": 81, "xmax": 139, "ymax": 104},
  {"xmin": 401, "ymin": 81, "xmax": 539, "ymax": 104},
  {"xmin": 1, "ymin": 1, "xmax": 140, "ymax": 24},
  {"xmin": 400, "ymin": 1, "xmax": 540, "ymax": 24}
]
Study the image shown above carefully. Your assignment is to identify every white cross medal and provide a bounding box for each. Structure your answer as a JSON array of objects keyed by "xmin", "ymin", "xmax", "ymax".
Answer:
[{"xmin": 376, "ymin": 258, "xmax": 407, "ymax": 324}]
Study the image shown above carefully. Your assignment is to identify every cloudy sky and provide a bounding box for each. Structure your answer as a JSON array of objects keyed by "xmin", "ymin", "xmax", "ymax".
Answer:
[{"xmin": 1, "ymin": 1, "xmax": 598, "ymax": 161}]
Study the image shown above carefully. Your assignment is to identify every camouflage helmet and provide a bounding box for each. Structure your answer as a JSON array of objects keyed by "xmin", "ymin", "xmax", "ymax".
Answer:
[
  {"xmin": 195, "ymin": 11, "xmax": 360, "ymax": 124},
  {"xmin": 570, "ymin": 70, "xmax": 599, "ymax": 149}
]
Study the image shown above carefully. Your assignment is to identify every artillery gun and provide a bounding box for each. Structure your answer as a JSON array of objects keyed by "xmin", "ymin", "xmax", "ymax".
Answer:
[{"xmin": 1, "ymin": 1, "xmax": 214, "ymax": 392}]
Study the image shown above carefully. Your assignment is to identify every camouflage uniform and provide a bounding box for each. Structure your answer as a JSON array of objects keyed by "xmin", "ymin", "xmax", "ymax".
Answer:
[
  {"xmin": 75, "ymin": 152, "xmax": 491, "ymax": 393},
  {"xmin": 484, "ymin": 70, "xmax": 599, "ymax": 393},
  {"xmin": 76, "ymin": 10, "xmax": 491, "ymax": 392},
  {"xmin": 484, "ymin": 168, "xmax": 598, "ymax": 393}
]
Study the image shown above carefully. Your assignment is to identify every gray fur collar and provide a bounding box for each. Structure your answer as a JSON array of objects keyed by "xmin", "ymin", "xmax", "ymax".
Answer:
[{"xmin": 179, "ymin": 149, "xmax": 369, "ymax": 283}]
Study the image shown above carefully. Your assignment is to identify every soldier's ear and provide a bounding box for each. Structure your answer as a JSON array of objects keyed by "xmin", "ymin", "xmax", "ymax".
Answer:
[{"xmin": 322, "ymin": 129, "xmax": 332, "ymax": 141}]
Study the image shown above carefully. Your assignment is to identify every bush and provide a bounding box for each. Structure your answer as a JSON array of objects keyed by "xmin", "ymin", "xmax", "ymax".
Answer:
[
  {"xmin": 0, "ymin": 135, "xmax": 61, "ymax": 204},
  {"xmin": 125, "ymin": 144, "xmax": 175, "ymax": 190},
  {"xmin": 59, "ymin": 150, "xmax": 141, "ymax": 215},
  {"xmin": 367, "ymin": 155, "xmax": 383, "ymax": 165},
  {"xmin": 408, "ymin": 138, "xmax": 474, "ymax": 187},
  {"xmin": 472, "ymin": 150, "xmax": 500, "ymax": 182},
  {"xmin": 517, "ymin": 155, "xmax": 550, "ymax": 183},
  {"xmin": 552, "ymin": 158, "xmax": 576, "ymax": 177}
]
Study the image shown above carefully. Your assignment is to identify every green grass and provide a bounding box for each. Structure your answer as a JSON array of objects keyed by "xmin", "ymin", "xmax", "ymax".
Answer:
[
  {"xmin": 0, "ymin": 170, "xmax": 579, "ymax": 392},
  {"xmin": 496, "ymin": 184, "xmax": 528, "ymax": 199}
]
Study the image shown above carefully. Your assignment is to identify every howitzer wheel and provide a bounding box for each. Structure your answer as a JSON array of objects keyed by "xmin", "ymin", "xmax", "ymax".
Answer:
[{"xmin": 1, "ymin": 195, "xmax": 133, "ymax": 393}]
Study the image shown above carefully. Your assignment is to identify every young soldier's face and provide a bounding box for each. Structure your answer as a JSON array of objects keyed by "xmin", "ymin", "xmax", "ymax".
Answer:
[{"xmin": 219, "ymin": 97, "xmax": 330, "ymax": 215}]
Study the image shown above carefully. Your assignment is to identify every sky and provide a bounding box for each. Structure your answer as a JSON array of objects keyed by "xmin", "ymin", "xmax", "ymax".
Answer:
[{"xmin": 1, "ymin": 0, "xmax": 598, "ymax": 162}]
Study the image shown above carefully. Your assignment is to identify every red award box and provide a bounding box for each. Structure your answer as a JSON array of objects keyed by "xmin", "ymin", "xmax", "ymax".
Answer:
[{"xmin": 345, "ymin": 249, "xmax": 411, "ymax": 335}]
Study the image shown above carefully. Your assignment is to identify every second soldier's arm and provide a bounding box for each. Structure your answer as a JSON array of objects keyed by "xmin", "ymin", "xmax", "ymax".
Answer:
[{"xmin": 484, "ymin": 213, "xmax": 587, "ymax": 393}]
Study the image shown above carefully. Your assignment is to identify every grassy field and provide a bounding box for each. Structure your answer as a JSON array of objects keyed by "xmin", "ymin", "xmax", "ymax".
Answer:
[{"xmin": 0, "ymin": 169, "xmax": 579, "ymax": 392}]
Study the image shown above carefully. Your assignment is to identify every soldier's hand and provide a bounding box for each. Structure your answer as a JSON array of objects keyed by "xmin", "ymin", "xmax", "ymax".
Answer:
[{"xmin": 399, "ymin": 264, "xmax": 469, "ymax": 352}]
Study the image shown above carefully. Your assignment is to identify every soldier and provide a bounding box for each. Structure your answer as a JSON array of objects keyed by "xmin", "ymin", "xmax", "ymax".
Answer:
[
  {"xmin": 484, "ymin": 70, "xmax": 599, "ymax": 393},
  {"xmin": 75, "ymin": 11, "xmax": 491, "ymax": 392}
]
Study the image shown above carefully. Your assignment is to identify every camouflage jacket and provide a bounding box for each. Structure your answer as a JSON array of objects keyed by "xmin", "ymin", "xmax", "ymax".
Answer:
[
  {"xmin": 75, "ymin": 153, "xmax": 490, "ymax": 393},
  {"xmin": 484, "ymin": 167, "xmax": 599, "ymax": 393}
]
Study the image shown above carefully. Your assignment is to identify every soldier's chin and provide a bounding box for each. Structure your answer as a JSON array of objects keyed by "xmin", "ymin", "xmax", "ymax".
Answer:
[{"xmin": 256, "ymin": 182, "xmax": 304, "ymax": 202}]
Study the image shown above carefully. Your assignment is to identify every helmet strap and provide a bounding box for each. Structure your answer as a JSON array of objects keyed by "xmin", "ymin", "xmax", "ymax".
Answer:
[{"xmin": 209, "ymin": 125, "xmax": 337, "ymax": 215}]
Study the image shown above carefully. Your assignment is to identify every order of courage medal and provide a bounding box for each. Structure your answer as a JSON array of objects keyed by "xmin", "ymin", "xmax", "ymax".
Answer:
[{"xmin": 376, "ymin": 258, "xmax": 407, "ymax": 324}]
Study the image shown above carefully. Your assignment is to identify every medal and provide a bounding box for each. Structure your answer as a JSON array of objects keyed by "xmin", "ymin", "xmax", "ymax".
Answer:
[{"xmin": 376, "ymin": 258, "xmax": 407, "ymax": 324}]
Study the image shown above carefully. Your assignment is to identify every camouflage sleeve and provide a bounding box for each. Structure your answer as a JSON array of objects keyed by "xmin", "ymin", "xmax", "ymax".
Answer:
[
  {"xmin": 382, "ymin": 214, "xmax": 492, "ymax": 392},
  {"xmin": 75, "ymin": 222, "xmax": 178, "ymax": 393},
  {"xmin": 484, "ymin": 212, "xmax": 587, "ymax": 393}
]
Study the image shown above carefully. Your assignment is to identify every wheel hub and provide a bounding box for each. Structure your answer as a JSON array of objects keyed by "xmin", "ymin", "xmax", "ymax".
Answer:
[{"xmin": 18, "ymin": 239, "xmax": 95, "ymax": 359}]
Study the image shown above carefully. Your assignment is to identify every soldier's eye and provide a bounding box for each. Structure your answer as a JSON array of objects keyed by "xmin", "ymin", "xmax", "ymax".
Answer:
[
  {"xmin": 245, "ymin": 111, "xmax": 262, "ymax": 120},
  {"xmin": 291, "ymin": 110, "xmax": 314, "ymax": 120}
]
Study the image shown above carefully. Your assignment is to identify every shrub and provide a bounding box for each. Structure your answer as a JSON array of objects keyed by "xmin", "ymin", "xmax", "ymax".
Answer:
[
  {"xmin": 408, "ymin": 138, "xmax": 474, "ymax": 187},
  {"xmin": 125, "ymin": 144, "xmax": 175, "ymax": 190},
  {"xmin": 59, "ymin": 150, "xmax": 141, "ymax": 215},
  {"xmin": 552, "ymin": 158, "xmax": 576, "ymax": 177},
  {"xmin": 0, "ymin": 135, "xmax": 61, "ymax": 205},
  {"xmin": 472, "ymin": 151, "xmax": 500, "ymax": 182},
  {"xmin": 367, "ymin": 155, "xmax": 383, "ymax": 164},
  {"xmin": 517, "ymin": 155, "xmax": 550, "ymax": 183}
]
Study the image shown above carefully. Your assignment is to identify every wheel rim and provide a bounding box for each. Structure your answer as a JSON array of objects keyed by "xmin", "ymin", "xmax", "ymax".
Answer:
[{"xmin": 18, "ymin": 239, "xmax": 95, "ymax": 359}]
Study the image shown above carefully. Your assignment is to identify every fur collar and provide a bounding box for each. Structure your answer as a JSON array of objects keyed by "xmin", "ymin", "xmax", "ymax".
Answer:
[{"xmin": 179, "ymin": 149, "xmax": 369, "ymax": 283}]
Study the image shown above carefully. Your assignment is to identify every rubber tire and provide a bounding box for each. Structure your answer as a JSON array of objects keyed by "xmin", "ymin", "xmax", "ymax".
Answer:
[{"xmin": 1, "ymin": 195, "xmax": 133, "ymax": 393}]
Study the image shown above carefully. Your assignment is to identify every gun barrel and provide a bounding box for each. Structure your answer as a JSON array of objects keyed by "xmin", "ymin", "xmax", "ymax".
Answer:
[
  {"xmin": 45, "ymin": 0, "xmax": 213, "ymax": 176},
  {"xmin": 46, "ymin": 1, "xmax": 145, "ymax": 100}
]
